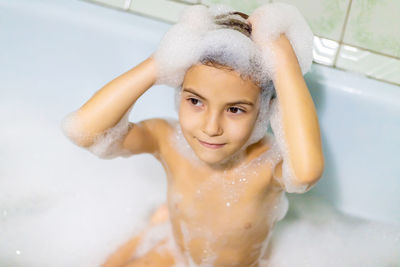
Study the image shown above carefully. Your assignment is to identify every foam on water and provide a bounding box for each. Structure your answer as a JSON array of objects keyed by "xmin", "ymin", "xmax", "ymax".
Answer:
[{"xmin": 260, "ymin": 194, "xmax": 400, "ymax": 267}]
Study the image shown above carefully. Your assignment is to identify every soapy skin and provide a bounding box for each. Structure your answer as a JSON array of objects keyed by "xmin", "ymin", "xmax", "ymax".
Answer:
[{"xmin": 62, "ymin": 7, "xmax": 323, "ymax": 267}]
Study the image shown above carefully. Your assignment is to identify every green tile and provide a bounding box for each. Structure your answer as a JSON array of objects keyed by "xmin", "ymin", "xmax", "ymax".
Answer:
[
  {"xmin": 201, "ymin": 0, "xmax": 270, "ymax": 15},
  {"xmin": 344, "ymin": 0, "xmax": 400, "ymax": 58},
  {"xmin": 91, "ymin": 0, "xmax": 128, "ymax": 9},
  {"xmin": 130, "ymin": 0, "xmax": 191, "ymax": 23},
  {"xmin": 336, "ymin": 45, "xmax": 400, "ymax": 85},
  {"xmin": 273, "ymin": 0, "xmax": 350, "ymax": 41}
]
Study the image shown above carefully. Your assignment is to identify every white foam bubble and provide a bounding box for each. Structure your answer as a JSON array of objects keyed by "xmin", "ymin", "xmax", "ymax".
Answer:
[
  {"xmin": 208, "ymin": 4, "xmax": 235, "ymax": 17},
  {"xmin": 131, "ymin": 222, "xmax": 170, "ymax": 259},
  {"xmin": 153, "ymin": 23, "xmax": 205, "ymax": 88},
  {"xmin": 169, "ymin": 119, "xmax": 203, "ymax": 166},
  {"xmin": 60, "ymin": 106, "xmax": 133, "ymax": 159}
]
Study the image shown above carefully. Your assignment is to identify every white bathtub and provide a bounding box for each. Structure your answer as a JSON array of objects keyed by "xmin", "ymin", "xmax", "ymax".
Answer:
[{"xmin": 1, "ymin": 0, "xmax": 399, "ymax": 266}]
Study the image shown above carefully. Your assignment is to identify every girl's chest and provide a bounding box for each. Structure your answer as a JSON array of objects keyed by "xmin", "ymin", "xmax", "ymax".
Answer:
[
  {"xmin": 164, "ymin": 160, "xmax": 284, "ymax": 262},
  {"xmin": 164, "ymin": 153, "xmax": 278, "ymax": 226}
]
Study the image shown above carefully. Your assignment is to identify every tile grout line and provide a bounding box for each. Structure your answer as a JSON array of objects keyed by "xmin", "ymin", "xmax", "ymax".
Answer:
[
  {"xmin": 333, "ymin": 0, "xmax": 353, "ymax": 68},
  {"xmin": 330, "ymin": 64, "xmax": 400, "ymax": 87},
  {"xmin": 124, "ymin": 0, "xmax": 132, "ymax": 10}
]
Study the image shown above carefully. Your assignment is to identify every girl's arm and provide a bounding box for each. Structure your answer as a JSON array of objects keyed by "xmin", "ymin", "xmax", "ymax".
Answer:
[
  {"xmin": 61, "ymin": 56, "xmax": 163, "ymax": 157},
  {"xmin": 269, "ymin": 34, "xmax": 324, "ymax": 189}
]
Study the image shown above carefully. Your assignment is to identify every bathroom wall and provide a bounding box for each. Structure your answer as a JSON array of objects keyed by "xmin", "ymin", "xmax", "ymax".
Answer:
[{"xmin": 84, "ymin": 0, "xmax": 400, "ymax": 86}]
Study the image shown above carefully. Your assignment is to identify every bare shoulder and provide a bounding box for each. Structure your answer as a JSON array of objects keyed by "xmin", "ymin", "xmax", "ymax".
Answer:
[
  {"xmin": 248, "ymin": 133, "xmax": 284, "ymax": 188},
  {"xmin": 247, "ymin": 134, "xmax": 275, "ymax": 159},
  {"xmin": 121, "ymin": 117, "xmax": 177, "ymax": 157}
]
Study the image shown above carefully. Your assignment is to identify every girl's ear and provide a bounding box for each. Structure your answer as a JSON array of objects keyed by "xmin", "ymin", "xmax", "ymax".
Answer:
[{"xmin": 268, "ymin": 95, "xmax": 274, "ymax": 106}]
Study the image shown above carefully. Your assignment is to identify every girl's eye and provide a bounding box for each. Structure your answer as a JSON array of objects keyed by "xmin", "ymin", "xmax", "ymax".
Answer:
[
  {"xmin": 228, "ymin": 107, "xmax": 245, "ymax": 114},
  {"xmin": 188, "ymin": 98, "xmax": 202, "ymax": 106}
]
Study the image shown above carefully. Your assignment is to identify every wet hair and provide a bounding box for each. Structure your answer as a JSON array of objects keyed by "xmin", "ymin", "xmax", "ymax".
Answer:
[{"xmin": 214, "ymin": 11, "xmax": 252, "ymax": 37}]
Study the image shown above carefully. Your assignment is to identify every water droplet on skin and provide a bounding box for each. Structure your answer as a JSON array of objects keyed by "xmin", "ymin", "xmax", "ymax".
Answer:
[
  {"xmin": 226, "ymin": 202, "xmax": 231, "ymax": 207},
  {"xmin": 239, "ymin": 177, "xmax": 248, "ymax": 183}
]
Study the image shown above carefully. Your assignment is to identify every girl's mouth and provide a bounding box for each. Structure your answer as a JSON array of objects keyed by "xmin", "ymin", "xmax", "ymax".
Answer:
[{"xmin": 198, "ymin": 139, "xmax": 226, "ymax": 149}]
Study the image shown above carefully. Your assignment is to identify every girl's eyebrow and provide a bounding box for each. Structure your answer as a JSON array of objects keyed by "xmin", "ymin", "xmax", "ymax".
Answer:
[
  {"xmin": 183, "ymin": 88, "xmax": 206, "ymax": 100},
  {"xmin": 182, "ymin": 88, "xmax": 254, "ymax": 106}
]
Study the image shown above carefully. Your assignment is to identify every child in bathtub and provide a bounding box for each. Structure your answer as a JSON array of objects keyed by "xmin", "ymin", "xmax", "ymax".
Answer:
[{"xmin": 61, "ymin": 3, "xmax": 323, "ymax": 267}]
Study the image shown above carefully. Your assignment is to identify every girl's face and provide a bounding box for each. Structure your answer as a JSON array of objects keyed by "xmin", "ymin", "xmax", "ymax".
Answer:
[{"xmin": 179, "ymin": 63, "xmax": 261, "ymax": 166}]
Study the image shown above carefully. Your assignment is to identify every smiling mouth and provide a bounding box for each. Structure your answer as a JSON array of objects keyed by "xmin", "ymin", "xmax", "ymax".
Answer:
[{"xmin": 198, "ymin": 139, "xmax": 226, "ymax": 149}]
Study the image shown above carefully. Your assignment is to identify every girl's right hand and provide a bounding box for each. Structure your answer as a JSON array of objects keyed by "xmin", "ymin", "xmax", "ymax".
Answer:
[{"xmin": 151, "ymin": 5, "xmax": 214, "ymax": 88}]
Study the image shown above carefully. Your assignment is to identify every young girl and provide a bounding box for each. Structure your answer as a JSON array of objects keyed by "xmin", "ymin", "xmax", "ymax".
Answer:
[{"xmin": 61, "ymin": 3, "xmax": 324, "ymax": 266}]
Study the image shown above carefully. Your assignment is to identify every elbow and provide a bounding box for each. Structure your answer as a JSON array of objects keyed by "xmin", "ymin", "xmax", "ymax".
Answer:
[
  {"xmin": 62, "ymin": 130, "xmax": 95, "ymax": 148},
  {"xmin": 294, "ymin": 154, "xmax": 325, "ymax": 187},
  {"xmin": 60, "ymin": 111, "xmax": 95, "ymax": 148},
  {"xmin": 70, "ymin": 136, "xmax": 95, "ymax": 148}
]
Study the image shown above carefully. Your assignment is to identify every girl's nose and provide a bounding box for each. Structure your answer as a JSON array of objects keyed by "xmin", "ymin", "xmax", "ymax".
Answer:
[{"xmin": 202, "ymin": 111, "xmax": 223, "ymax": 137}]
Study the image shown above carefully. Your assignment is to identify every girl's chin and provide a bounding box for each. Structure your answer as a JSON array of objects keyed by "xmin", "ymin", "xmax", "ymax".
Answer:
[
  {"xmin": 196, "ymin": 150, "xmax": 243, "ymax": 167},
  {"xmin": 196, "ymin": 152, "xmax": 224, "ymax": 164}
]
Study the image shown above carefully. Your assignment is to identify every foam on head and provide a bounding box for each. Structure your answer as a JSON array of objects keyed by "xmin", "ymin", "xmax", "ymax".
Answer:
[
  {"xmin": 154, "ymin": 4, "xmax": 273, "ymax": 87},
  {"xmin": 154, "ymin": 2, "xmax": 313, "ymax": 88}
]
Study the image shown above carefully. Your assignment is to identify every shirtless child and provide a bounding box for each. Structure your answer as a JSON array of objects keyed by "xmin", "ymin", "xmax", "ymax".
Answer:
[{"xmin": 61, "ymin": 3, "xmax": 324, "ymax": 266}]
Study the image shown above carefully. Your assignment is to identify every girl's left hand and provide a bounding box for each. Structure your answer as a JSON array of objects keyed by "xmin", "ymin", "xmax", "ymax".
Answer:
[
  {"xmin": 247, "ymin": 3, "xmax": 314, "ymax": 76},
  {"xmin": 247, "ymin": 16, "xmax": 293, "ymax": 58}
]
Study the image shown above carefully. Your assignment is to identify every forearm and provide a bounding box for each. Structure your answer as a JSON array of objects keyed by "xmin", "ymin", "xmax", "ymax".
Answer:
[
  {"xmin": 69, "ymin": 56, "xmax": 157, "ymax": 146},
  {"xmin": 271, "ymin": 36, "xmax": 324, "ymax": 183}
]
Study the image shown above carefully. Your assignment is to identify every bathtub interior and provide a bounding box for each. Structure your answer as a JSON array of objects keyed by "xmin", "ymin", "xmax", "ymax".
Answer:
[{"xmin": 0, "ymin": 0, "xmax": 399, "ymax": 266}]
